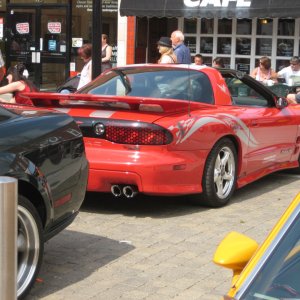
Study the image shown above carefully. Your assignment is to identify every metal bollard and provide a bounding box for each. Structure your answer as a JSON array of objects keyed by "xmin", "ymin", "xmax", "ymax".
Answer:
[{"xmin": 0, "ymin": 176, "xmax": 17, "ymax": 300}]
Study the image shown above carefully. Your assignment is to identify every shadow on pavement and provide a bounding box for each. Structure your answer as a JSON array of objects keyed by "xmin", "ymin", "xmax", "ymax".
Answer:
[
  {"xmin": 27, "ymin": 230, "xmax": 134, "ymax": 299},
  {"xmin": 231, "ymin": 172, "xmax": 300, "ymax": 203},
  {"xmin": 81, "ymin": 172, "xmax": 300, "ymax": 218}
]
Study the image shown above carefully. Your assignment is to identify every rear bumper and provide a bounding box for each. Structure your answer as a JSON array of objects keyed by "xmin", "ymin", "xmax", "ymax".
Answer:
[{"xmin": 86, "ymin": 143, "xmax": 207, "ymax": 196}]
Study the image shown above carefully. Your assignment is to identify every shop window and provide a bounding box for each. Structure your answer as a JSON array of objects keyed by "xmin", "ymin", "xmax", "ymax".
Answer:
[
  {"xmin": 256, "ymin": 38, "xmax": 272, "ymax": 56},
  {"xmin": 200, "ymin": 37, "xmax": 213, "ymax": 54},
  {"xmin": 236, "ymin": 19, "xmax": 252, "ymax": 35},
  {"xmin": 235, "ymin": 58, "xmax": 250, "ymax": 74},
  {"xmin": 201, "ymin": 19, "xmax": 214, "ymax": 34},
  {"xmin": 185, "ymin": 36, "xmax": 196, "ymax": 54},
  {"xmin": 278, "ymin": 19, "xmax": 295, "ymax": 36},
  {"xmin": 184, "ymin": 19, "xmax": 197, "ymax": 34},
  {"xmin": 277, "ymin": 39, "xmax": 294, "ymax": 57},
  {"xmin": 236, "ymin": 38, "xmax": 251, "ymax": 55},
  {"xmin": 217, "ymin": 37, "xmax": 231, "ymax": 54},
  {"xmin": 257, "ymin": 18, "xmax": 273, "ymax": 35},
  {"xmin": 222, "ymin": 57, "xmax": 231, "ymax": 68},
  {"xmin": 203, "ymin": 56, "xmax": 212, "ymax": 67},
  {"xmin": 218, "ymin": 19, "xmax": 232, "ymax": 34},
  {"xmin": 276, "ymin": 59, "xmax": 290, "ymax": 72}
]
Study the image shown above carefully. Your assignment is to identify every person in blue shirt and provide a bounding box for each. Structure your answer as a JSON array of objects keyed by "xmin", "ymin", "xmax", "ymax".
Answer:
[{"xmin": 170, "ymin": 30, "xmax": 191, "ymax": 64}]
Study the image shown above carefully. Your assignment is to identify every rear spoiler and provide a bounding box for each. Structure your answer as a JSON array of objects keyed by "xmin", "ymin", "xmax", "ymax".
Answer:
[{"xmin": 21, "ymin": 92, "xmax": 213, "ymax": 113}]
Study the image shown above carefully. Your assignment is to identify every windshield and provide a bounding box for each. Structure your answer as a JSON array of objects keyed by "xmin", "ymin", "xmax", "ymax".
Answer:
[
  {"xmin": 78, "ymin": 67, "xmax": 214, "ymax": 104},
  {"xmin": 239, "ymin": 206, "xmax": 300, "ymax": 300}
]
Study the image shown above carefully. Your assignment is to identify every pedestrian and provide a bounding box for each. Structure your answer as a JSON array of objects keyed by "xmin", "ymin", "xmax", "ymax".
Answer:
[
  {"xmin": 101, "ymin": 34, "xmax": 112, "ymax": 73},
  {"xmin": 157, "ymin": 37, "xmax": 177, "ymax": 64},
  {"xmin": 77, "ymin": 43, "xmax": 92, "ymax": 90},
  {"xmin": 212, "ymin": 57, "xmax": 225, "ymax": 68},
  {"xmin": 170, "ymin": 30, "xmax": 191, "ymax": 64},
  {"xmin": 0, "ymin": 62, "xmax": 37, "ymax": 105},
  {"xmin": 250, "ymin": 56, "xmax": 277, "ymax": 85},
  {"xmin": 276, "ymin": 56, "xmax": 300, "ymax": 85},
  {"xmin": 193, "ymin": 54, "xmax": 205, "ymax": 66}
]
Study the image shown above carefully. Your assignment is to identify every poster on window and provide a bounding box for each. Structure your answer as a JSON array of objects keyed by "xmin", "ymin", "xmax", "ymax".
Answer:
[
  {"xmin": 16, "ymin": 23, "xmax": 29, "ymax": 34},
  {"xmin": 0, "ymin": 18, "xmax": 3, "ymax": 38},
  {"xmin": 48, "ymin": 22, "xmax": 61, "ymax": 34}
]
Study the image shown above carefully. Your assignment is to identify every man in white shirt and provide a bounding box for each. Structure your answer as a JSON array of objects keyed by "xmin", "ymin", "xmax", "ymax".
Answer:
[{"xmin": 277, "ymin": 56, "xmax": 300, "ymax": 85}]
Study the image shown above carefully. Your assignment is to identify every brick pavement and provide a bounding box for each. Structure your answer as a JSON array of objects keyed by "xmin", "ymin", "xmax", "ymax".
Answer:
[{"xmin": 28, "ymin": 172, "xmax": 300, "ymax": 300}]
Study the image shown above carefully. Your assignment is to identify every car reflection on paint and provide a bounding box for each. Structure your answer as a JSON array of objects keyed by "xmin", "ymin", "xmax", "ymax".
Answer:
[
  {"xmin": 214, "ymin": 192, "xmax": 300, "ymax": 300},
  {"xmin": 23, "ymin": 65, "xmax": 300, "ymax": 207},
  {"xmin": 0, "ymin": 104, "xmax": 88, "ymax": 299}
]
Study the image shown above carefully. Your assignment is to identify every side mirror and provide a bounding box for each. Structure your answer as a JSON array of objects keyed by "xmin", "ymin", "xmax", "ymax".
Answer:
[
  {"xmin": 275, "ymin": 97, "xmax": 288, "ymax": 109},
  {"xmin": 213, "ymin": 231, "xmax": 259, "ymax": 284}
]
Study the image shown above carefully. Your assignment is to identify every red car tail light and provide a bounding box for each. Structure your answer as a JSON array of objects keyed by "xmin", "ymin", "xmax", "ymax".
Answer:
[
  {"xmin": 76, "ymin": 118, "xmax": 173, "ymax": 145},
  {"xmin": 106, "ymin": 123, "xmax": 173, "ymax": 145}
]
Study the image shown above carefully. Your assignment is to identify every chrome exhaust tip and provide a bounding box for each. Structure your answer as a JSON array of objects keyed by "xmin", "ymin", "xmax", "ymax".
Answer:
[
  {"xmin": 122, "ymin": 185, "xmax": 138, "ymax": 198},
  {"xmin": 111, "ymin": 185, "xmax": 122, "ymax": 197}
]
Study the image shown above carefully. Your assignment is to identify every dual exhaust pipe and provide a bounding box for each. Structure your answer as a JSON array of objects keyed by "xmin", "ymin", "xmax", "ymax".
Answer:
[{"xmin": 111, "ymin": 184, "xmax": 138, "ymax": 198}]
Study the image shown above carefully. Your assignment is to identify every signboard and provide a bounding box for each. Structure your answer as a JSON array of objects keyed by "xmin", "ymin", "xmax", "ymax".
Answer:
[
  {"xmin": 16, "ymin": 23, "xmax": 29, "ymax": 34},
  {"xmin": 111, "ymin": 45, "xmax": 118, "ymax": 66},
  {"xmin": 75, "ymin": 0, "xmax": 118, "ymax": 12},
  {"xmin": 103, "ymin": 0, "xmax": 118, "ymax": 12},
  {"xmin": 48, "ymin": 22, "xmax": 61, "ymax": 34},
  {"xmin": 72, "ymin": 37, "xmax": 83, "ymax": 48},
  {"xmin": 236, "ymin": 63, "xmax": 250, "ymax": 74}
]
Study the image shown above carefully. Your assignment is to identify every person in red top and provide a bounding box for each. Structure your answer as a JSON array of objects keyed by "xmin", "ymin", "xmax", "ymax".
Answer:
[{"xmin": 0, "ymin": 63, "xmax": 37, "ymax": 105}]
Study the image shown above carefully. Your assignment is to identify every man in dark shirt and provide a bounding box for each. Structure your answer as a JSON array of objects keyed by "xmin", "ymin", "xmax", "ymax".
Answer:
[{"xmin": 170, "ymin": 30, "xmax": 191, "ymax": 64}]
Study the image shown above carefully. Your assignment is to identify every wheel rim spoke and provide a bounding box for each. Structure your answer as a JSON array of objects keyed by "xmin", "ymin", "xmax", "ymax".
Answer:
[
  {"xmin": 221, "ymin": 151, "xmax": 230, "ymax": 167},
  {"xmin": 214, "ymin": 146, "xmax": 235, "ymax": 199},
  {"xmin": 215, "ymin": 177, "xmax": 224, "ymax": 197}
]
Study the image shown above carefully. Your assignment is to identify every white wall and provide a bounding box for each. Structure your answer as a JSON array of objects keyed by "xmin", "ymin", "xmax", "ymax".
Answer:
[{"xmin": 117, "ymin": 0, "xmax": 127, "ymax": 66}]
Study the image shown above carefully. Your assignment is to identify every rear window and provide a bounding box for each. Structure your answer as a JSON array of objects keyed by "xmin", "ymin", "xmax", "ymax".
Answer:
[{"xmin": 79, "ymin": 68, "xmax": 214, "ymax": 104}]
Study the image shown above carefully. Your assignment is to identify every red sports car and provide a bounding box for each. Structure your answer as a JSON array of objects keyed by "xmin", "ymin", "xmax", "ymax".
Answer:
[{"xmin": 24, "ymin": 65, "xmax": 300, "ymax": 207}]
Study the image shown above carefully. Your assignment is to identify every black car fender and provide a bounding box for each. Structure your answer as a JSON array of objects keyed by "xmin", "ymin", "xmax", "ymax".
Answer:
[{"xmin": 0, "ymin": 152, "xmax": 53, "ymax": 228}]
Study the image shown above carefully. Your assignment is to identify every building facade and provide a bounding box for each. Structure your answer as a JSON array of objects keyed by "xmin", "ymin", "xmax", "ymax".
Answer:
[
  {"xmin": 119, "ymin": 0, "xmax": 300, "ymax": 74},
  {"xmin": 0, "ymin": 0, "xmax": 119, "ymax": 90}
]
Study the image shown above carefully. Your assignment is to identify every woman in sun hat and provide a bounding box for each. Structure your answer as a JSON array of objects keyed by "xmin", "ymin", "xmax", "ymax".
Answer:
[{"xmin": 157, "ymin": 37, "xmax": 177, "ymax": 64}]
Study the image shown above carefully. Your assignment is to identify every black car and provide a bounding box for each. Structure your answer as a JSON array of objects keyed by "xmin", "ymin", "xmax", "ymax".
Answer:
[{"xmin": 0, "ymin": 104, "xmax": 88, "ymax": 299}]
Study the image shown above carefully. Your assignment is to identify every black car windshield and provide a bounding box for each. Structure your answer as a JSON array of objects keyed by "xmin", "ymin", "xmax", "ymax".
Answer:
[
  {"xmin": 77, "ymin": 67, "xmax": 214, "ymax": 104},
  {"xmin": 239, "ymin": 205, "xmax": 300, "ymax": 300}
]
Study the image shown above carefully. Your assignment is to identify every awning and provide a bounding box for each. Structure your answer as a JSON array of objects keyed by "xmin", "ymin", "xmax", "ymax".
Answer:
[{"xmin": 120, "ymin": 0, "xmax": 300, "ymax": 19}]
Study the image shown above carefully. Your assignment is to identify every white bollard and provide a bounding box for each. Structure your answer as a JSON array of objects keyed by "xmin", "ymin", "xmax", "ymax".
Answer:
[{"xmin": 0, "ymin": 176, "xmax": 17, "ymax": 300}]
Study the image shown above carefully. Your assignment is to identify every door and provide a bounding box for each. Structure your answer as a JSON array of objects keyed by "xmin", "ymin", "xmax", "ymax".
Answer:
[{"xmin": 6, "ymin": 4, "xmax": 71, "ymax": 91}]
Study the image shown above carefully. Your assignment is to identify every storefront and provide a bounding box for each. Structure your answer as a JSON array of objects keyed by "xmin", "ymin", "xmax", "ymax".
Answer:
[
  {"xmin": 0, "ymin": 0, "xmax": 118, "ymax": 91},
  {"xmin": 120, "ymin": 0, "xmax": 300, "ymax": 74}
]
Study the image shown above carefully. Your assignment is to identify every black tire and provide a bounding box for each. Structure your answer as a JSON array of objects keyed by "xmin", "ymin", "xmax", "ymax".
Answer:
[
  {"xmin": 17, "ymin": 195, "xmax": 44, "ymax": 300},
  {"xmin": 201, "ymin": 138, "xmax": 237, "ymax": 207}
]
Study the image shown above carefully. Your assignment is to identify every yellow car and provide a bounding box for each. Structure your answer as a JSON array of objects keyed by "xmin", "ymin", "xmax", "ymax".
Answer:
[{"xmin": 214, "ymin": 192, "xmax": 300, "ymax": 300}]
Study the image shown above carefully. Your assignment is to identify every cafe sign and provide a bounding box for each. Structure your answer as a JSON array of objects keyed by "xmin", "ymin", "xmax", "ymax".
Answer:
[{"xmin": 184, "ymin": 0, "xmax": 251, "ymax": 7}]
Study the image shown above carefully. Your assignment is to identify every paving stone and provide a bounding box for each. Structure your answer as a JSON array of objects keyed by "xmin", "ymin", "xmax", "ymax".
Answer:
[{"xmin": 28, "ymin": 173, "xmax": 300, "ymax": 300}]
